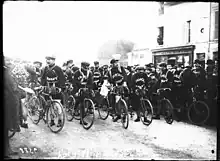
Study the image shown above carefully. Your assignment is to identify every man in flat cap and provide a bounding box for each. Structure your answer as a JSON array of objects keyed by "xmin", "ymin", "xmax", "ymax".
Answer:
[
  {"xmin": 192, "ymin": 59, "xmax": 206, "ymax": 96},
  {"xmin": 93, "ymin": 61, "xmax": 103, "ymax": 90},
  {"xmin": 206, "ymin": 59, "xmax": 217, "ymax": 108},
  {"xmin": 33, "ymin": 61, "xmax": 43, "ymax": 83},
  {"xmin": 107, "ymin": 58, "xmax": 128, "ymax": 122},
  {"xmin": 73, "ymin": 61, "xmax": 94, "ymax": 125},
  {"xmin": 65, "ymin": 59, "xmax": 75, "ymax": 83},
  {"xmin": 41, "ymin": 54, "xmax": 66, "ymax": 127},
  {"xmin": 130, "ymin": 65, "xmax": 150, "ymax": 122}
]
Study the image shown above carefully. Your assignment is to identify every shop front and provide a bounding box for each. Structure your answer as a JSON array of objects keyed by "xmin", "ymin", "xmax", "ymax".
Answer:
[{"xmin": 151, "ymin": 45, "xmax": 196, "ymax": 67}]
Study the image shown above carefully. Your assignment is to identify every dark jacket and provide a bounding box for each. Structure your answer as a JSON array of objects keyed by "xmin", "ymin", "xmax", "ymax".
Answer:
[
  {"xmin": 73, "ymin": 69, "xmax": 93, "ymax": 90},
  {"xmin": 41, "ymin": 64, "xmax": 66, "ymax": 89},
  {"xmin": 131, "ymin": 72, "xmax": 149, "ymax": 90},
  {"xmin": 4, "ymin": 67, "xmax": 20, "ymax": 130},
  {"xmin": 107, "ymin": 66, "xmax": 127, "ymax": 86}
]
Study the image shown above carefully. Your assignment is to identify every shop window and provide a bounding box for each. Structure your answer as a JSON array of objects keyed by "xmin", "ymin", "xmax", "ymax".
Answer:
[
  {"xmin": 183, "ymin": 55, "xmax": 190, "ymax": 66},
  {"xmin": 155, "ymin": 55, "xmax": 168, "ymax": 66},
  {"xmin": 177, "ymin": 55, "xmax": 183, "ymax": 63}
]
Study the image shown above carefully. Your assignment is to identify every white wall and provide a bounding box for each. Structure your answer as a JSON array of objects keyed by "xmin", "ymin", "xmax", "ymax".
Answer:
[
  {"xmin": 127, "ymin": 49, "xmax": 152, "ymax": 66},
  {"xmin": 155, "ymin": 2, "xmax": 210, "ymax": 47}
]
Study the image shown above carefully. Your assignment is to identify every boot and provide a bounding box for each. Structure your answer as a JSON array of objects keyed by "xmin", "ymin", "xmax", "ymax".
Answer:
[
  {"xmin": 80, "ymin": 120, "xmax": 88, "ymax": 125},
  {"xmin": 50, "ymin": 120, "xmax": 55, "ymax": 127},
  {"xmin": 57, "ymin": 120, "xmax": 62, "ymax": 127}
]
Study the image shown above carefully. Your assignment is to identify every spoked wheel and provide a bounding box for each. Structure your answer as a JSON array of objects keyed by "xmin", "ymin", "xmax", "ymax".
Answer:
[
  {"xmin": 28, "ymin": 96, "xmax": 42, "ymax": 125},
  {"xmin": 80, "ymin": 98, "xmax": 95, "ymax": 130},
  {"xmin": 47, "ymin": 100, "xmax": 65, "ymax": 133},
  {"xmin": 140, "ymin": 98, "xmax": 154, "ymax": 126},
  {"xmin": 8, "ymin": 129, "xmax": 16, "ymax": 139},
  {"xmin": 162, "ymin": 99, "xmax": 174, "ymax": 124},
  {"xmin": 65, "ymin": 95, "xmax": 76, "ymax": 121},
  {"xmin": 187, "ymin": 100, "xmax": 210, "ymax": 126},
  {"xmin": 118, "ymin": 98, "xmax": 129, "ymax": 129},
  {"xmin": 98, "ymin": 97, "xmax": 110, "ymax": 120}
]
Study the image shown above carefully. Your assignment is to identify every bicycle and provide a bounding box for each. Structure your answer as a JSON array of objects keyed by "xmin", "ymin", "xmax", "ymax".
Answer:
[
  {"xmin": 98, "ymin": 84, "xmax": 129, "ymax": 129},
  {"xmin": 63, "ymin": 82, "xmax": 77, "ymax": 121},
  {"xmin": 187, "ymin": 86, "xmax": 210, "ymax": 126},
  {"xmin": 155, "ymin": 86, "xmax": 174, "ymax": 124},
  {"xmin": 131, "ymin": 84, "xmax": 154, "ymax": 126},
  {"xmin": 76, "ymin": 85, "xmax": 95, "ymax": 130},
  {"xmin": 27, "ymin": 86, "xmax": 66, "ymax": 133}
]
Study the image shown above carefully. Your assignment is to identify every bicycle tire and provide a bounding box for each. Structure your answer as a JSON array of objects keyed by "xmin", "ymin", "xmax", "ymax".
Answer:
[
  {"xmin": 187, "ymin": 100, "xmax": 210, "ymax": 126},
  {"xmin": 65, "ymin": 95, "xmax": 76, "ymax": 121},
  {"xmin": 98, "ymin": 97, "xmax": 110, "ymax": 120},
  {"xmin": 80, "ymin": 98, "xmax": 95, "ymax": 130},
  {"xmin": 140, "ymin": 98, "xmax": 154, "ymax": 126},
  {"xmin": 47, "ymin": 100, "xmax": 65, "ymax": 133},
  {"xmin": 28, "ymin": 95, "xmax": 41, "ymax": 125},
  {"xmin": 118, "ymin": 98, "xmax": 129, "ymax": 129},
  {"xmin": 161, "ymin": 98, "xmax": 174, "ymax": 124}
]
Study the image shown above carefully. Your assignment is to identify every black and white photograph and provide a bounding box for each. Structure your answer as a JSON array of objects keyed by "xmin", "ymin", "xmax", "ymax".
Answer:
[{"xmin": 3, "ymin": 1, "xmax": 218, "ymax": 160}]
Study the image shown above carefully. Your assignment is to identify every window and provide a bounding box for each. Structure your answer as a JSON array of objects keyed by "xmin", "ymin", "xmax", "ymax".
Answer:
[
  {"xmin": 187, "ymin": 20, "xmax": 191, "ymax": 43},
  {"xmin": 157, "ymin": 26, "xmax": 164, "ymax": 45},
  {"xmin": 159, "ymin": 2, "xmax": 164, "ymax": 15},
  {"xmin": 214, "ymin": 11, "xmax": 218, "ymax": 39}
]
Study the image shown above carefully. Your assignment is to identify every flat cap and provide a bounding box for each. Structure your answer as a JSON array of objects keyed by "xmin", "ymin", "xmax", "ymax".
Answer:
[
  {"xmin": 94, "ymin": 61, "xmax": 99, "ymax": 65},
  {"xmin": 81, "ymin": 61, "xmax": 90, "ymax": 67},
  {"xmin": 66, "ymin": 59, "xmax": 73, "ymax": 65},
  {"xmin": 110, "ymin": 59, "xmax": 119, "ymax": 64},
  {"xmin": 159, "ymin": 62, "xmax": 167, "ymax": 68}
]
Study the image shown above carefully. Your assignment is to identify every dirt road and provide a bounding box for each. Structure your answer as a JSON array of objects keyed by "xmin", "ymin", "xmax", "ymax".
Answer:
[{"xmin": 9, "ymin": 111, "xmax": 217, "ymax": 160}]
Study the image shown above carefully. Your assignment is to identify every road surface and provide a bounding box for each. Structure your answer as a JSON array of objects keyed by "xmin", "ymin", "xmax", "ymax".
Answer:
[{"xmin": 9, "ymin": 111, "xmax": 217, "ymax": 160}]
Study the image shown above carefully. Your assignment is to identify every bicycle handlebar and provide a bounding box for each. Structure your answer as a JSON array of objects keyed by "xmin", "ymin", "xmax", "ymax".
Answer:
[{"xmin": 34, "ymin": 86, "xmax": 62, "ymax": 95}]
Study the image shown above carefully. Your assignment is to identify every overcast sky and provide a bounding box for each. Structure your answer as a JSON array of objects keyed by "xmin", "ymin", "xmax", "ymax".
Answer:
[{"xmin": 3, "ymin": 1, "xmax": 158, "ymax": 66}]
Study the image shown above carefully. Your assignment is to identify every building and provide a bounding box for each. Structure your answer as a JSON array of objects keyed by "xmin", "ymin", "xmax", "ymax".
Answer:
[
  {"xmin": 151, "ymin": 2, "xmax": 218, "ymax": 67},
  {"xmin": 127, "ymin": 48, "xmax": 152, "ymax": 66}
]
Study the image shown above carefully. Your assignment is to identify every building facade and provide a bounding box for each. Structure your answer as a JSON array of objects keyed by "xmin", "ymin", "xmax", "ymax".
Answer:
[
  {"xmin": 151, "ymin": 2, "xmax": 218, "ymax": 67},
  {"xmin": 127, "ymin": 48, "xmax": 152, "ymax": 66}
]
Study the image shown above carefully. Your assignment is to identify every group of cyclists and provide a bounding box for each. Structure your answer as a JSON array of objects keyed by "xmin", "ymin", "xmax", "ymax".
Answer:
[
  {"xmin": 23, "ymin": 53, "xmax": 218, "ymax": 127},
  {"xmin": 4, "ymin": 53, "xmax": 218, "ymax": 158}
]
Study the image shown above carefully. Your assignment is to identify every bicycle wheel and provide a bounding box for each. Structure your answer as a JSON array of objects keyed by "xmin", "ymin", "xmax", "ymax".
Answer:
[
  {"xmin": 118, "ymin": 98, "xmax": 129, "ymax": 129},
  {"xmin": 80, "ymin": 98, "xmax": 95, "ymax": 130},
  {"xmin": 65, "ymin": 95, "xmax": 76, "ymax": 121},
  {"xmin": 98, "ymin": 97, "xmax": 110, "ymax": 120},
  {"xmin": 8, "ymin": 129, "xmax": 16, "ymax": 139},
  {"xmin": 140, "ymin": 99, "xmax": 154, "ymax": 126},
  {"xmin": 47, "ymin": 100, "xmax": 65, "ymax": 133},
  {"xmin": 187, "ymin": 100, "xmax": 210, "ymax": 126},
  {"xmin": 161, "ymin": 99, "xmax": 174, "ymax": 124},
  {"xmin": 28, "ymin": 96, "xmax": 41, "ymax": 125}
]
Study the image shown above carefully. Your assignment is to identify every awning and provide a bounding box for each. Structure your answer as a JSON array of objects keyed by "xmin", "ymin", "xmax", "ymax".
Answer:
[{"xmin": 151, "ymin": 45, "xmax": 195, "ymax": 55}]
